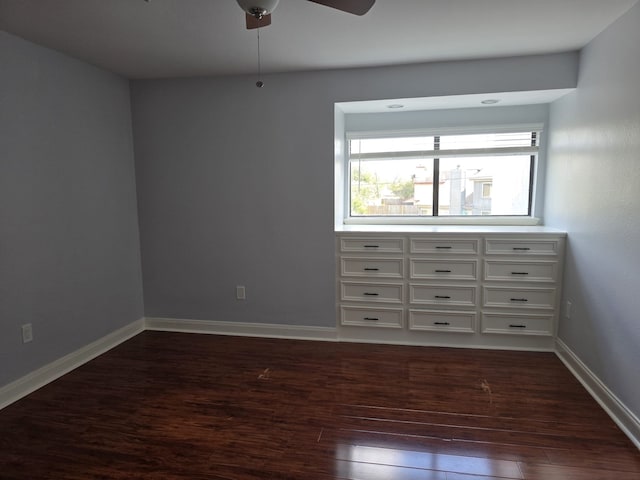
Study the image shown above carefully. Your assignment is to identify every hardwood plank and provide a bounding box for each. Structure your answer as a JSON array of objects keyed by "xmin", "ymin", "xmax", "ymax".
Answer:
[
  {"xmin": 318, "ymin": 427, "xmax": 553, "ymax": 464},
  {"xmin": 544, "ymin": 445, "xmax": 640, "ymax": 473},
  {"xmin": 333, "ymin": 414, "xmax": 622, "ymax": 450},
  {"xmin": 0, "ymin": 331, "xmax": 637, "ymax": 480},
  {"xmin": 336, "ymin": 403, "xmax": 628, "ymax": 446},
  {"xmin": 337, "ymin": 403, "xmax": 624, "ymax": 441},
  {"xmin": 446, "ymin": 474, "xmax": 512, "ymax": 480},
  {"xmin": 334, "ymin": 459, "xmax": 448, "ymax": 480},
  {"xmin": 519, "ymin": 462, "xmax": 640, "ymax": 480}
]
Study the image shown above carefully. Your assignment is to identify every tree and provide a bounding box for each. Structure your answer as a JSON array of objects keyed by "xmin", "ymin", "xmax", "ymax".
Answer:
[
  {"xmin": 390, "ymin": 178, "xmax": 414, "ymax": 202},
  {"xmin": 350, "ymin": 169, "xmax": 380, "ymax": 214}
]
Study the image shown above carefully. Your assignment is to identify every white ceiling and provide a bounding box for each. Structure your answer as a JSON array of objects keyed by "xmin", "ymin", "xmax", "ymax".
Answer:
[{"xmin": 0, "ymin": 0, "xmax": 637, "ymax": 79}]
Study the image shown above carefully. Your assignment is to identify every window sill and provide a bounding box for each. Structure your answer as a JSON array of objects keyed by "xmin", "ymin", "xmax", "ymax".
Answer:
[{"xmin": 342, "ymin": 216, "xmax": 541, "ymax": 227}]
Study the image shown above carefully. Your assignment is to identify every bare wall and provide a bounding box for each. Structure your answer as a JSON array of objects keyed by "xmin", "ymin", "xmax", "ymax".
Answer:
[
  {"xmin": 545, "ymin": 3, "xmax": 640, "ymax": 418},
  {"xmin": 0, "ymin": 31, "xmax": 144, "ymax": 387}
]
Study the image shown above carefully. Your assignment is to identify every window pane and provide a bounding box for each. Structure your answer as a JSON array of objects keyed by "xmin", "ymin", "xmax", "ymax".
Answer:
[
  {"xmin": 439, "ymin": 132, "xmax": 535, "ymax": 150},
  {"xmin": 347, "ymin": 131, "xmax": 538, "ymax": 219},
  {"xmin": 350, "ymin": 159, "xmax": 434, "ymax": 216},
  {"xmin": 437, "ymin": 156, "xmax": 531, "ymax": 216},
  {"xmin": 350, "ymin": 137, "xmax": 435, "ymax": 155}
]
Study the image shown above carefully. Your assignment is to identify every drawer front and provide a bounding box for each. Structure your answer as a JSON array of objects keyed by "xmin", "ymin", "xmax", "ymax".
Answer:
[
  {"xmin": 340, "ymin": 306, "xmax": 403, "ymax": 328},
  {"xmin": 340, "ymin": 237, "xmax": 404, "ymax": 254},
  {"xmin": 410, "ymin": 237, "xmax": 480, "ymax": 255},
  {"xmin": 410, "ymin": 258, "xmax": 478, "ymax": 281},
  {"xmin": 484, "ymin": 260, "xmax": 558, "ymax": 283},
  {"xmin": 481, "ymin": 312, "xmax": 553, "ymax": 336},
  {"xmin": 341, "ymin": 257, "xmax": 404, "ymax": 278},
  {"xmin": 409, "ymin": 310, "xmax": 476, "ymax": 333},
  {"xmin": 410, "ymin": 284, "xmax": 477, "ymax": 307},
  {"xmin": 340, "ymin": 281, "xmax": 403, "ymax": 304},
  {"xmin": 483, "ymin": 286, "xmax": 556, "ymax": 309},
  {"xmin": 485, "ymin": 238, "xmax": 562, "ymax": 256}
]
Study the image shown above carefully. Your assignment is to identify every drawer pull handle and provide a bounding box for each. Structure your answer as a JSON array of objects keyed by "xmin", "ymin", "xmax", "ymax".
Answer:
[
  {"xmin": 434, "ymin": 322, "xmax": 450, "ymax": 326},
  {"xmin": 510, "ymin": 298, "xmax": 528, "ymax": 302},
  {"xmin": 509, "ymin": 324, "xmax": 527, "ymax": 328},
  {"xmin": 363, "ymin": 292, "xmax": 379, "ymax": 296},
  {"xmin": 363, "ymin": 317, "xmax": 379, "ymax": 321},
  {"xmin": 435, "ymin": 246, "xmax": 452, "ymax": 249},
  {"xmin": 435, "ymin": 295, "xmax": 451, "ymax": 299},
  {"xmin": 364, "ymin": 245, "xmax": 379, "ymax": 248},
  {"xmin": 511, "ymin": 272, "xmax": 529, "ymax": 275},
  {"xmin": 435, "ymin": 269, "xmax": 452, "ymax": 273},
  {"xmin": 513, "ymin": 247, "xmax": 531, "ymax": 251},
  {"xmin": 363, "ymin": 267, "xmax": 379, "ymax": 271}
]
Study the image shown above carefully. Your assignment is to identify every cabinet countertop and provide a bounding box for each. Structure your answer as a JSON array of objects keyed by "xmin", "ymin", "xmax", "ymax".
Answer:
[{"xmin": 335, "ymin": 225, "xmax": 567, "ymax": 234}]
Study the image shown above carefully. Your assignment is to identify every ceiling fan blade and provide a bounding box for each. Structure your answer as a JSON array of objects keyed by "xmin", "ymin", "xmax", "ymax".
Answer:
[
  {"xmin": 245, "ymin": 12, "xmax": 272, "ymax": 29},
  {"xmin": 308, "ymin": 0, "xmax": 375, "ymax": 16}
]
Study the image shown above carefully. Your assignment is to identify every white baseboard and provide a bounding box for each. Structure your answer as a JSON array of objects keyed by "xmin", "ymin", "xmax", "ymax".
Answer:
[
  {"xmin": 555, "ymin": 338, "xmax": 640, "ymax": 450},
  {"xmin": 338, "ymin": 327, "xmax": 556, "ymax": 352},
  {"xmin": 0, "ymin": 318, "xmax": 145, "ymax": 410},
  {"xmin": 144, "ymin": 317, "xmax": 557, "ymax": 351},
  {"xmin": 145, "ymin": 317, "xmax": 338, "ymax": 342}
]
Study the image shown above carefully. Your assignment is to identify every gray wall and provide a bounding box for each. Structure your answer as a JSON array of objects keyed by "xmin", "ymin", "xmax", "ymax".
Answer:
[
  {"xmin": 545, "ymin": 3, "xmax": 640, "ymax": 417},
  {"xmin": 131, "ymin": 53, "xmax": 577, "ymax": 326},
  {"xmin": 0, "ymin": 31, "xmax": 144, "ymax": 386}
]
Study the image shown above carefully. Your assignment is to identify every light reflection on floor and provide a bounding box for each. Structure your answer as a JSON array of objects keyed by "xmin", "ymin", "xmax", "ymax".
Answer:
[{"xmin": 336, "ymin": 443, "xmax": 521, "ymax": 478}]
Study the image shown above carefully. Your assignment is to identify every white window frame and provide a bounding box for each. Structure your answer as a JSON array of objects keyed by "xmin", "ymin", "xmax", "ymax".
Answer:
[{"xmin": 343, "ymin": 124, "xmax": 543, "ymax": 226}]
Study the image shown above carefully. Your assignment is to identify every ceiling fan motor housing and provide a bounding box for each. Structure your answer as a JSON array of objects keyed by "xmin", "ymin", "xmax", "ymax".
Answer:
[{"xmin": 237, "ymin": 0, "xmax": 280, "ymax": 18}]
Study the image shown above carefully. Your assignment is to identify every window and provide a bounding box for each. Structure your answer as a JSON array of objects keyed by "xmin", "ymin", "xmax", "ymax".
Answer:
[{"xmin": 347, "ymin": 129, "xmax": 539, "ymax": 220}]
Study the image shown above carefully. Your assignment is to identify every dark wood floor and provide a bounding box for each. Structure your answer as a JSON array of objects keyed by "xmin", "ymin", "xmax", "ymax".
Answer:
[{"xmin": 1, "ymin": 332, "xmax": 639, "ymax": 479}]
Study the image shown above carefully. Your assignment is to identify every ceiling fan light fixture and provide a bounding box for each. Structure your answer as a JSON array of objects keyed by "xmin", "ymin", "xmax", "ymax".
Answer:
[{"xmin": 237, "ymin": 0, "xmax": 280, "ymax": 18}]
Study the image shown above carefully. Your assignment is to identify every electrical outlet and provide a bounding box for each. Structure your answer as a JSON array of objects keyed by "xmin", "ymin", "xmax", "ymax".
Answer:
[
  {"xmin": 22, "ymin": 323, "xmax": 33, "ymax": 343},
  {"xmin": 236, "ymin": 285, "xmax": 246, "ymax": 300},
  {"xmin": 565, "ymin": 300, "xmax": 572, "ymax": 319}
]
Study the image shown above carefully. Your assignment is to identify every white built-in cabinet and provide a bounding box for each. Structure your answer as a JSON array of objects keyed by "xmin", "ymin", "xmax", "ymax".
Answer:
[{"xmin": 336, "ymin": 228, "xmax": 566, "ymax": 350}]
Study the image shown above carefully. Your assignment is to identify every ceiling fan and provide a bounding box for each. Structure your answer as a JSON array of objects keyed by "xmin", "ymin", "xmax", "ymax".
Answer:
[{"xmin": 237, "ymin": 0, "xmax": 376, "ymax": 29}]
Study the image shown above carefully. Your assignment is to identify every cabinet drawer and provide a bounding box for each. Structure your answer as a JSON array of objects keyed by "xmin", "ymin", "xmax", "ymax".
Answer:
[
  {"xmin": 481, "ymin": 312, "xmax": 553, "ymax": 336},
  {"xmin": 340, "ymin": 237, "xmax": 404, "ymax": 254},
  {"xmin": 340, "ymin": 281, "xmax": 403, "ymax": 303},
  {"xmin": 410, "ymin": 258, "xmax": 478, "ymax": 280},
  {"xmin": 410, "ymin": 237, "xmax": 479, "ymax": 255},
  {"xmin": 484, "ymin": 260, "xmax": 558, "ymax": 283},
  {"xmin": 410, "ymin": 284, "xmax": 477, "ymax": 307},
  {"xmin": 409, "ymin": 310, "xmax": 476, "ymax": 333},
  {"xmin": 485, "ymin": 238, "xmax": 562, "ymax": 256},
  {"xmin": 340, "ymin": 257, "xmax": 404, "ymax": 278},
  {"xmin": 483, "ymin": 286, "xmax": 556, "ymax": 309},
  {"xmin": 340, "ymin": 306, "xmax": 403, "ymax": 328}
]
